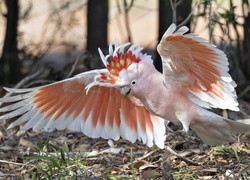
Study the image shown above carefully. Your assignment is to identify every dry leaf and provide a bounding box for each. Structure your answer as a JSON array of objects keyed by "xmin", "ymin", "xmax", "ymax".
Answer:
[
  {"xmin": 19, "ymin": 138, "xmax": 33, "ymax": 148},
  {"xmin": 0, "ymin": 145, "xmax": 14, "ymax": 151},
  {"xmin": 139, "ymin": 164, "xmax": 157, "ymax": 170},
  {"xmin": 133, "ymin": 160, "xmax": 148, "ymax": 169},
  {"xmin": 141, "ymin": 170, "xmax": 162, "ymax": 179}
]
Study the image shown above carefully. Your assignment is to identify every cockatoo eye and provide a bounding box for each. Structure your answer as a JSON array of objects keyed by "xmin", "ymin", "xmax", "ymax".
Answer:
[{"xmin": 131, "ymin": 80, "xmax": 137, "ymax": 86}]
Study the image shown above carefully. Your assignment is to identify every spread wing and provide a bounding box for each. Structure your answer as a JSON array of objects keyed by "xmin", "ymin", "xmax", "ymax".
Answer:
[
  {"xmin": 0, "ymin": 70, "xmax": 166, "ymax": 148},
  {"xmin": 157, "ymin": 24, "xmax": 238, "ymax": 111}
]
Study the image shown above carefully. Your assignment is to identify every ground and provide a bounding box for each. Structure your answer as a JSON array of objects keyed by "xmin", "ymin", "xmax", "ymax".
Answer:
[{"xmin": 0, "ymin": 124, "xmax": 249, "ymax": 180}]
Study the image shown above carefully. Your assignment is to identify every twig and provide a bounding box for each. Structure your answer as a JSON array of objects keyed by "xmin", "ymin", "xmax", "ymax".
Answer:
[
  {"xmin": 238, "ymin": 84, "xmax": 250, "ymax": 99},
  {"xmin": 176, "ymin": 0, "xmax": 199, "ymax": 29},
  {"xmin": 23, "ymin": 80, "xmax": 56, "ymax": 88},
  {"xmin": 123, "ymin": 0, "xmax": 133, "ymax": 42},
  {"xmin": 0, "ymin": 68, "xmax": 44, "ymax": 107},
  {"xmin": 0, "ymin": 124, "xmax": 11, "ymax": 138},
  {"xmin": 165, "ymin": 145, "xmax": 200, "ymax": 166},
  {"xmin": 14, "ymin": 67, "xmax": 44, "ymax": 89},
  {"xmin": 208, "ymin": 0, "xmax": 213, "ymax": 43},
  {"xmin": 175, "ymin": 0, "xmax": 184, "ymax": 7},
  {"xmin": 0, "ymin": 159, "xmax": 31, "ymax": 166},
  {"xmin": 115, "ymin": 0, "xmax": 127, "ymax": 41},
  {"xmin": 176, "ymin": 12, "xmax": 192, "ymax": 28},
  {"xmin": 170, "ymin": 0, "xmax": 177, "ymax": 24},
  {"xmin": 66, "ymin": 50, "xmax": 88, "ymax": 79},
  {"xmin": 170, "ymin": 0, "xmax": 186, "ymax": 25},
  {"xmin": 133, "ymin": 5, "xmax": 157, "ymax": 11},
  {"xmin": 137, "ymin": 149, "xmax": 159, "ymax": 161}
]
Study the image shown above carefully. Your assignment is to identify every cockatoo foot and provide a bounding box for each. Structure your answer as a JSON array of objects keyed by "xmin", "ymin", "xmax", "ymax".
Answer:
[
  {"xmin": 175, "ymin": 129, "xmax": 188, "ymax": 139},
  {"xmin": 182, "ymin": 124, "xmax": 189, "ymax": 133}
]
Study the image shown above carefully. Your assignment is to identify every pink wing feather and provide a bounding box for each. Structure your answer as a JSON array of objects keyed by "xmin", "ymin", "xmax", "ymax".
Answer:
[
  {"xmin": 0, "ymin": 70, "xmax": 166, "ymax": 148},
  {"xmin": 157, "ymin": 24, "xmax": 238, "ymax": 111}
]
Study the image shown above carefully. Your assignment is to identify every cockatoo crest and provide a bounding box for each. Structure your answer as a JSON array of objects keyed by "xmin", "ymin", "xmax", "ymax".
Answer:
[{"xmin": 86, "ymin": 43, "xmax": 152, "ymax": 92}]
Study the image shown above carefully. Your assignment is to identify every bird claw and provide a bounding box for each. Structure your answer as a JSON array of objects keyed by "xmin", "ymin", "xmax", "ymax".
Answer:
[
  {"xmin": 182, "ymin": 128, "xmax": 189, "ymax": 133},
  {"xmin": 175, "ymin": 129, "xmax": 188, "ymax": 138}
]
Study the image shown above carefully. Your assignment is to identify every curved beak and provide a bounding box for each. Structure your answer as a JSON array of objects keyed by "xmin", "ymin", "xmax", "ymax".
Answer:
[{"xmin": 120, "ymin": 87, "xmax": 131, "ymax": 96}]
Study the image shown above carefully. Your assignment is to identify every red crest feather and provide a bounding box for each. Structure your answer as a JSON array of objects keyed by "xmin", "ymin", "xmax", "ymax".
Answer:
[{"xmin": 98, "ymin": 44, "xmax": 143, "ymax": 84}]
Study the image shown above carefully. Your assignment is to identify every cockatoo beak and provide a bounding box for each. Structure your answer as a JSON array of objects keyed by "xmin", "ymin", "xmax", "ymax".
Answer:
[{"xmin": 120, "ymin": 87, "xmax": 131, "ymax": 97}]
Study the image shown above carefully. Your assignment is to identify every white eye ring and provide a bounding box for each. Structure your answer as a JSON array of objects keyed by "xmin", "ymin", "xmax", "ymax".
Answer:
[{"xmin": 131, "ymin": 80, "xmax": 137, "ymax": 86}]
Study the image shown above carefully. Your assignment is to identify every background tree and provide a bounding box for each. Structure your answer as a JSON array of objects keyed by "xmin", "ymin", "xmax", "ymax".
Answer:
[
  {"xmin": 0, "ymin": 0, "xmax": 20, "ymax": 85},
  {"xmin": 242, "ymin": 0, "xmax": 250, "ymax": 77},
  {"xmin": 155, "ymin": 0, "xmax": 192, "ymax": 72},
  {"xmin": 87, "ymin": 0, "xmax": 108, "ymax": 54}
]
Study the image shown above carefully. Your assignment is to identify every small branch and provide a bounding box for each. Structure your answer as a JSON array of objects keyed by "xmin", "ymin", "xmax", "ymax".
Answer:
[
  {"xmin": 137, "ymin": 149, "xmax": 159, "ymax": 161},
  {"xmin": 0, "ymin": 159, "xmax": 31, "ymax": 166},
  {"xmin": 115, "ymin": 0, "xmax": 127, "ymax": 41},
  {"xmin": 175, "ymin": 0, "xmax": 184, "ymax": 7},
  {"xmin": 165, "ymin": 146, "xmax": 200, "ymax": 166},
  {"xmin": 66, "ymin": 50, "xmax": 88, "ymax": 79},
  {"xmin": 238, "ymin": 84, "xmax": 250, "ymax": 99},
  {"xmin": 0, "ymin": 68, "xmax": 44, "ymax": 107},
  {"xmin": 170, "ymin": 0, "xmax": 177, "ymax": 24},
  {"xmin": 23, "ymin": 80, "xmax": 55, "ymax": 88},
  {"xmin": 208, "ymin": 1, "xmax": 213, "ymax": 43},
  {"xmin": 14, "ymin": 67, "xmax": 44, "ymax": 89},
  {"xmin": 176, "ymin": 1, "xmax": 198, "ymax": 29},
  {"xmin": 176, "ymin": 12, "xmax": 192, "ymax": 28},
  {"xmin": 123, "ymin": 0, "xmax": 133, "ymax": 42}
]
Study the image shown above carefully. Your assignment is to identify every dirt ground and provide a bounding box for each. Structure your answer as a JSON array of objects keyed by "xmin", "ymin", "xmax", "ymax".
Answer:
[{"xmin": 0, "ymin": 122, "xmax": 249, "ymax": 179}]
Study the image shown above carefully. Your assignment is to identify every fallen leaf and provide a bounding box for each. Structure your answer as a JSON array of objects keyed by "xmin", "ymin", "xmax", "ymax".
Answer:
[
  {"xmin": 19, "ymin": 138, "xmax": 33, "ymax": 148},
  {"xmin": 133, "ymin": 160, "xmax": 148, "ymax": 169},
  {"xmin": 139, "ymin": 164, "xmax": 157, "ymax": 170},
  {"xmin": 0, "ymin": 145, "xmax": 14, "ymax": 151},
  {"xmin": 141, "ymin": 170, "xmax": 162, "ymax": 179}
]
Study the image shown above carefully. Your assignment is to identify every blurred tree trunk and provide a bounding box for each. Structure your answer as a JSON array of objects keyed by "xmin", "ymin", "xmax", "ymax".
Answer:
[
  {"xmin": 87, "ymin": 0, "xmax": 108, "ymax": 54},
  {"xmin": 0, "ymin": 0, "xmax": 20, "ymax": 85},
  {"xmin": 155, "ymin": 0, "xmax": 192, "ymax": 72},
  {"xmin": 243, "ymin": 12, "xmax": 250, "ymax": 77}
]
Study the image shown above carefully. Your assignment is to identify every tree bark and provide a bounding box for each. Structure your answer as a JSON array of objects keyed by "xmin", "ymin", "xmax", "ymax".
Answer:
[
  {"xmin": 0, "ymin": 0, "xmax": 20, "ymax": 85},
  {"xmin": 155, "ymin": 0, "xmax": 192, "ymax": 72},
  {"xmin": 243, "ymin": 12, "xmax": 250, "ymax": 77},
  {"xmin": 87, "ymin": 0, "xmax": 108, "ymax": 54}
]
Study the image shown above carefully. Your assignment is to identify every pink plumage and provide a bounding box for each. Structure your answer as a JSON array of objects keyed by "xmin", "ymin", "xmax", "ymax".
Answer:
[{"xmin": 0, "ymin": 24, "xmax": 249, "ymax": 148}]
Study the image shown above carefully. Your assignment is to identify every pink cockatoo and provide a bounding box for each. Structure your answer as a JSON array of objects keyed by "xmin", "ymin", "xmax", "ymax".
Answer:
[{"xmin": 0, "ymin": 24, "xmax": 249, "ymax": 149}]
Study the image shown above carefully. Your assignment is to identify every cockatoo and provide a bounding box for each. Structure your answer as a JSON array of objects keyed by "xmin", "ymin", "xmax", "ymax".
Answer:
[{"xmin": 0, "ymin": 24, "xmax": 249, "ymax": 149}]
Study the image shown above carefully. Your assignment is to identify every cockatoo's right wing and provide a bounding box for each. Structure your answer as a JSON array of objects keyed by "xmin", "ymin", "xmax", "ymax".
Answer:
[
  {"xmin": 157, "ymin": 25, "xmax": 250, "ymax": 146},
  {"xmin": 0, "ymin": 70, "xmax": 166, "ymax": 148},
  {"xmin": 157, "ymin": 24, "xmax": 238, "ymax": 111}
]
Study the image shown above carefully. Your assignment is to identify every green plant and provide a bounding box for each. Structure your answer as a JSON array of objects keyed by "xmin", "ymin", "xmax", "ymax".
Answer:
[
  {"xmin": 173, "ymin": 163, "xmax": 197, "ymax": 180},
  {"xmin": 212, "ymin": 146, "xmax": 241, "ymax": 160},
  {"xmin": 24, "ymin": 141, "xmax": 87, "ymax": 179}
]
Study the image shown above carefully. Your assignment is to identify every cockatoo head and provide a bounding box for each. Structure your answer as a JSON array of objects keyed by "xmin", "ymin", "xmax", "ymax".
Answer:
[{"xmin": 86, "ymin": 43, "xmax": 154, "ymax": 96}]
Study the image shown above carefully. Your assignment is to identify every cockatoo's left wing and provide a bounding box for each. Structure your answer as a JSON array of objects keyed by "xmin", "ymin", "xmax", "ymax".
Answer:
[
  {"xmin": 0, "ymin": 70, "xmax": 166, "ymax": 148},
  {"xmin": 157, "ymin": 24, "xmax": 238, "ymax": 111}
]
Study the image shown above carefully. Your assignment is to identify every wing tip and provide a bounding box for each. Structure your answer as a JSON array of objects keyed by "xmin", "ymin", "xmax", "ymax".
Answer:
[{"xmin": 162, "ymin": 23, "xmax": 177, "ymax": 39}]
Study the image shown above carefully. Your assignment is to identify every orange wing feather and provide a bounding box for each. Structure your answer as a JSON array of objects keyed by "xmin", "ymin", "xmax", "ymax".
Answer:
[
  {"xmin": 157, "ymin": 24, "xmax": 238, "ymax": 111},
  {"xmin": 0, "ymin": 70, "xmax": 166, "ymax": 148}
]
